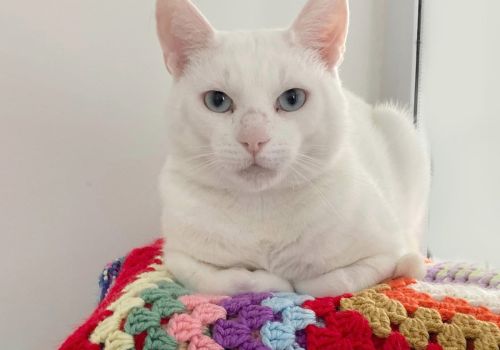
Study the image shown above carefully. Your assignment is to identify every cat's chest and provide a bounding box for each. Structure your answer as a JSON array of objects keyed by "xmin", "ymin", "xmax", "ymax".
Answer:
[
  {"xmin": 166, "ymin": 191, "xmax": 357, "ymax": 271},
  {"xmin": 162, "ymin": 172, "xmax": 402, "ymax": 280},
  {"xmin": 200, "ymin": 211, "xmax": 367, "ymax": 280}
]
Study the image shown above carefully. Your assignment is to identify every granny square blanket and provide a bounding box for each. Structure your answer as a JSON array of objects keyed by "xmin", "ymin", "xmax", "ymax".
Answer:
[{"xmin": 59, "ymin": 239, "xmax": 500, "ymax": 350}]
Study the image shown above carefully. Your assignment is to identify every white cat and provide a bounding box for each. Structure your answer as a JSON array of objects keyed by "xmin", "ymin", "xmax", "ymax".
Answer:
[{"xmin": 156, "ymin": 0, "xmax": 431, "ymax": 297}]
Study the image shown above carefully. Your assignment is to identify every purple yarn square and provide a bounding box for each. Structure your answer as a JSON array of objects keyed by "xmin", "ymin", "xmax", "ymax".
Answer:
[
  {"xmin": 240, "ymin": 338, "xmax": 271, "ymax": 350},
  {"xmin": 222, "ymin": 297, "xmax": 253, "ymax": 317},
  {"xmin": 240, "ymin": 304, "xmax": 274, "ymax": 330},
  {"xmin": 235, "ymin": 292, "xmax": 273, "ymax": 304},
  {"xmin": 221, "ymin": 292, "xmax": 272, "ymax": 317},
  {"xmin": 213, "ymin": 319, "xmax": 252, "ymax": 348}
]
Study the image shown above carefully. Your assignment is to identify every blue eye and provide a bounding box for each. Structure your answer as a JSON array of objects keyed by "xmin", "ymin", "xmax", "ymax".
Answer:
[
  {"xmin": 277, "ymin": 88, "xmax": 307, "ymax": 112},
  {"xmin": 204, "ymin": 90, "xmax": 233, "ymax": 113}
]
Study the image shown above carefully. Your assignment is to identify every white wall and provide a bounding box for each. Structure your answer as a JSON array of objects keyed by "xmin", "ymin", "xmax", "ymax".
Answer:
[
  {"xmin": 0, "ymin": 1, "xmax": 167, "ymax": 348},
  {"xmin": 0, "ymin": 1, "xmax": 415, "ymax": 348},
  {"xmin": 420, "ymin": 0, "xmax": 500, "ymax": 267}
]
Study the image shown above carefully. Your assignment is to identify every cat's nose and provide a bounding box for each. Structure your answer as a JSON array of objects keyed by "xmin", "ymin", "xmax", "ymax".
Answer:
[{"xmin": 237, "ymin": 128, "xmax": 270, "ymax": 156}]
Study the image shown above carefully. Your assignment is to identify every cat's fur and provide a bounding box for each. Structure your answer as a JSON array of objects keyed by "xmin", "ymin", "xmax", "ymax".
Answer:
[{"xmin": 156, "ymin": 0, "xmax": 431, "ymax": 296}]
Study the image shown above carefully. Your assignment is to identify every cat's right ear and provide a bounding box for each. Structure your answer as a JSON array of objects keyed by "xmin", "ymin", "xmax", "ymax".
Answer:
[
  {"xmin": 156, "ymin": 0, "xmax": 215, "ymax": 77},
  {"xmin": 290, "ymin": 0, "xmax": 349, "ymax": 69}
]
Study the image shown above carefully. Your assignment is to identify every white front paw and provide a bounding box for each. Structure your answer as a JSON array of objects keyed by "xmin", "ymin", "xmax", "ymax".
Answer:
[
  {"xmin": 294, "ymin": 277, "xmax": 352, "ymax": 297},
  {"xmin": 217, "ymin": 269, "xmax": 293, "ymax": 295},
  {"xmin": 251, "ymin": 270, "xmax": 294, "ymax": 293},
  {"xmin": 164, "ymin": 250, "xmax": 293, "ymax": 295}
]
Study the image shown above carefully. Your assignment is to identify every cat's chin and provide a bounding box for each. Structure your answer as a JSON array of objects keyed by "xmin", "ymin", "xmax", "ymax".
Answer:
[
  {"xmin": 233, "ymin": 164, "xmax": 281, "ymax": 192},
  {"xmin": 238, "ymin": 164, "xmax": 275, "ymax": 176}
]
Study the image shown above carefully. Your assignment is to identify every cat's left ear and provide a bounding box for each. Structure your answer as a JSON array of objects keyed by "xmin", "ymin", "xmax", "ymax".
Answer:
[
  {"xmin": 290, "ymin": 0, "xmax": 349, "ymax": 69},
  {"xmin": 156, "ymin": 0, "xmax": 215, "ymax": 77}
]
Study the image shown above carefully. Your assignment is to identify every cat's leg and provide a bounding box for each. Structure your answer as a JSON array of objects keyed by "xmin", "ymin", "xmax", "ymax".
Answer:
[
  {"xmin": 165, "ymin": 250, "xmax": 293, "ymax": 294},
  {"xmin": 293, "ymin": 254, "xmax": 416, "ymax": 297}
]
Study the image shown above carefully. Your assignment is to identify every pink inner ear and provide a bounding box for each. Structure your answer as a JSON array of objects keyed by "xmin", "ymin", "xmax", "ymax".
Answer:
[
  {"xmin": 319, "ymin": 20, "xmax": 348, "ymax": 68},
  {"xmin": 291, "ymin": 0, "xmax": 349, "ymax": 69},
  {"xmin": 163, "ymin": 52, "xmax": 182, "ymax": 76},
  {"xmin": 156, "ymin": 0, "xmax": 214, "ymax": 77}
]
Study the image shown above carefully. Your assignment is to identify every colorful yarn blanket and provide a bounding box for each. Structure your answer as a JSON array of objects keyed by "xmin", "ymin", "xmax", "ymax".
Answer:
[{"xmin": 60, "ymin": 239, "xmax": 500, "ymax": 350}]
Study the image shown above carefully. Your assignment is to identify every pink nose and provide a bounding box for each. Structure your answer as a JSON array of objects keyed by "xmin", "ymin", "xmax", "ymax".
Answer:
[{"xmin": 237, "ymin": 128, "xmax": 270, "ymax": 156}]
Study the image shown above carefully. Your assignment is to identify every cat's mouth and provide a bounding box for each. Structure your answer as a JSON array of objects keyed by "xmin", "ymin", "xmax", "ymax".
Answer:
[
  {"xmin": 238, "ymin": 164, "xmax": 276, "ymax": 177},
  {"xmin": 232, "ymin": 161, "xmax": 284, "ymax": 190}
]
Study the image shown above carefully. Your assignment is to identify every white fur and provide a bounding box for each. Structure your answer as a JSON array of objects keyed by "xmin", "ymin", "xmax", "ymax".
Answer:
[{"xmin": 156, "ymin": 0, "xmax": 431, "ymax": 296}]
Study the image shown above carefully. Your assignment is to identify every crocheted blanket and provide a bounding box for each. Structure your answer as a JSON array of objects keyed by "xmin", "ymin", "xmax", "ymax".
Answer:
[{"xmin": 60, "ymin": 239, "xmax": 500, "ymax": 350}]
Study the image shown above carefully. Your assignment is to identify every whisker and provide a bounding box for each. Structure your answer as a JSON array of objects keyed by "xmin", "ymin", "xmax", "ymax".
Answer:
[
  {"xmin": 182, "ymin": 152, "xmax": 217, "ymax": 163},
  {"xmin": 189, "ymin": 159, "xmax": 219, "ymax": 174},
  {"xmin": 296, "ymin": 154, "xmax": 325, "ymax": 171}
]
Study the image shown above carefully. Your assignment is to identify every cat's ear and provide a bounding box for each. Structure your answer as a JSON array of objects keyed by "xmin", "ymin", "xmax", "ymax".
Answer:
[
  {"xmin": 156, "ymin": 0, "xmax": 215, "ymax": 77},
  {"xmin": 290, "ymin": 0, "xmax": 349, "ymax": 69}
]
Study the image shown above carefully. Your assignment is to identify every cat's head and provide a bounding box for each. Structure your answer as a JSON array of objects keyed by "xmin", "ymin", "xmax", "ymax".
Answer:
[{"xmin": 157, "ymin": 0, "xmax": 350, "ymax": 192}]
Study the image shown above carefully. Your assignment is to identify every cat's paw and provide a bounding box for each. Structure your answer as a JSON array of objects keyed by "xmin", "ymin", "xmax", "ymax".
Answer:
[
  {"xmin": 217, "ymin": 268, "xmax": 293, "ymax": 294},
  {"xmin": 164, "ymin": 250, "xmax": 293, "ymax": 295},
  {"xmin": 294, "ymin": 274, "xmax": 353, "ymax": 297},
  {"xmin": 251, "ymin": 270, "xmax": 294, "ymax": 293},
  {"xmin": 294, "ymin": 254, "xmax": 403, "ymax": 297}
]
